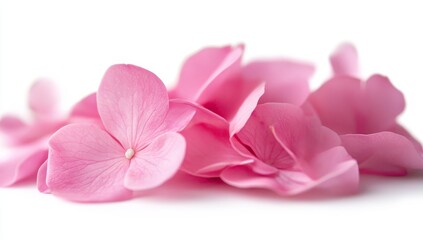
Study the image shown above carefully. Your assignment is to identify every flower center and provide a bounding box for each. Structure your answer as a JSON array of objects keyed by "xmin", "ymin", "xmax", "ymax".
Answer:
[{"xmin": 125, "ymin": 148, "xmax": 135, "ymax": 160}]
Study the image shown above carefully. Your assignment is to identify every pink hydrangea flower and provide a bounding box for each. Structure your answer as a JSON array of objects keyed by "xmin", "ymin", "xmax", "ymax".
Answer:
[
  {"xmin": 37, "ymin": 64, "xmax": 195, "ymax": 202},
  {"xmin": 170, "ymin": 45, "xmax": 314, "ymax": 133},
  {"xmin": 181, "ymin": 102, "xmax": 359, "ymax": 195},
  {"xmin": 307, "ymin": 43, "xmax": 423, "ymax": 176}
]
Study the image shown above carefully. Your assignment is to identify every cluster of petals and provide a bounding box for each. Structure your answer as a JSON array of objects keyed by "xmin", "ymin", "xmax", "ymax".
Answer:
[{"xmin": 1, "ymin": 43, "xmax": 421, "ymax": 202}]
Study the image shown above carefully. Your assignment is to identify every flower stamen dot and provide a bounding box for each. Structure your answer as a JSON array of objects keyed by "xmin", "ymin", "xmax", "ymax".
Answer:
[{"xmin": 125, "ymin": 148, "xmax": 135, "ymax": 160}]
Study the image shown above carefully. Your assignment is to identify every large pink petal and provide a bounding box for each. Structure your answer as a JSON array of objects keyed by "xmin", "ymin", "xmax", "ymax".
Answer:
[
  {"xmin": 0, "ymin": 138, "xmax": 48, "ymax": 187},
  {"xmin": 360, "ymin": 74, "xmax": 405, "ymax": 133},
  {"xmin": 124, "ymin": 132, "xmax": 185, "ymax": 190},
  {"xmin": 308, "ymin": 76, "xmax": 362, "ymax": 134},
  {"xmin": 172, "ymin": 45, "xmax": 243, "ymax": 101},
  {"xmin": 98, "ymin": 64, "xmax": 169, "ymax": 150},
  {"xmin": 221, "ymin": 147, "xmax": 358, "ymax": 196},
  {"xmin": 28, "ymin": 79, "xmax": 60, "ymax": 119},
  {"xmin": 181, "ymin": 122, "xmax": 251, "ymax": 178},
  {"xmin": 330, "ymin": 43, "xmax": 359, "ymax": 77},
  {"xmin": 242, "ymin": 60, "xmax": 314, "ymax": 105},
  {"xmin": 341, "ymin": 132, "xmax": 423, "ymax": 176},
  {"xmin": 47, "ymin": 124, "xmax": 132, "ymax": 202}
]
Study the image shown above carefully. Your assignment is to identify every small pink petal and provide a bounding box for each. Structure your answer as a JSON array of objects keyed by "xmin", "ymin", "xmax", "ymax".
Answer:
[
  {"xmin": 390, "ymin": 123, "xmax": 423, "ymax": 153},
  {"xmin": 28, "ymin": 79, "xmax": 60, "ymax": 118},
  {"xmin": 330, "ymin": 43, "xmax": 359, "ymax": 77},
  {"xmin": 341, "ymin": 132, "xmax": 423, "ymax": 176},
  {"xmin": 0, "ymin": 138, "xmax": 48, "ymax": 187},
  {"xmin": 242, "ymin": 60, "xmax": 314, "ymax": 105},
  {"xmin": 98, "ymin": 64, "xmax": 169, "ymax": 150},
  {"xmin": 47, "ymin": 124, "xmax": 131, "ymax": 202},
  {"xmin": 124, "ymin": 132, "xmax": 185, "ymax": 191}
]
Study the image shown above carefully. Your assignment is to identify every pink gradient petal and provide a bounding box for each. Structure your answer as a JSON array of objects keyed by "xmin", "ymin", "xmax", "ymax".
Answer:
[
  {"xmin": 341, "ymin": 132, "xmax": 423, "ymax": 176},
  {"xmin": 124, "ymin": 132, "xmax": 185, "ymax": 190},
  {"xmin": 308, "ymin": 76, "xmax": 361, "ymax": 134},
  {"xmin": 330, "ymin": 43, "xmax": 359, "ymax": 77},
  {"xmin": 0, "ymin": 138, "xmax": 48, "ymax": 187},
  {"xmin": 47, "ymin": 124, "xmax": 132, "ymax": 202},
  {"xmin": 360, "ymin": 74, "xmax": 405, "ymax": 133},
  {"xmin": 98, "ymin": 64, "xmax": 169, "ymax": 150},
  {"xmin": 37, "ymin": 161, "xmax": 50, "ymax": 193},
  {"xmin": 172, "ymin": 45, "xmax": 243, "ymax": 101},
  {"xmin": 242, "ymin": 60, "xmax": 314, "ymax": 105},
  {"xmin": 28, "ymin": 79, "xmax": 60, "ymax": 118}
]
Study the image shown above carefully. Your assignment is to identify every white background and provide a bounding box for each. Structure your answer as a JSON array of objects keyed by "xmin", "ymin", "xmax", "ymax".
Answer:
[{"xmin": 1, "ymin": 0, "xmax": 423, "ymax": 239}]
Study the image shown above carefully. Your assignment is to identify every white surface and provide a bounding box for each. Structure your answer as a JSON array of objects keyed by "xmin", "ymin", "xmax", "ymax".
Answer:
[{"xmin": 1, "ymin": 0, "xmax": 423, "ymax": 239}]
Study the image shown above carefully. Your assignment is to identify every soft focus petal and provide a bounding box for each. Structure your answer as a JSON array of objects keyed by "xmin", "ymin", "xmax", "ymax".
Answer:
[
  {"xmin": 172, "ymin": 45, "xmax": 243, "ymax": 101},
  {"xmin": 0, "ymin": 138, "xmax": 48, "ymax": 187},
  {"xmin": 330, "ymin": 43, "xmax": 359, "ymax": 77},
  {"xmin": 0, "ymin": 115, "xmax": 27, "ymax": 144},
  {"xmin": 124, "ymin": 132, "xmax": 185, "ymax": 190},
  {"xmin": 242, "ymin": 60, "xmax": 314, "ymax": 105},
  {"xmin": 98, "ymin": 64, "xmax": 169, "ymax": 150},
  {"xmin": 47, "ymin": 124, "xmax": 131, "ymax": 202},
  {"xmin": 341, "ymin": 132, "xmax": 423, "ymax": 176},
  {"xmin": 28, "ymin": 79, "xmax": 60, "ymax": 118},
  {"xmin": 360, "ymin": 74, "xmax": 405, "ymax": 133},
  {"xmin": 308, "ymin": 76, "xmax": 361, "ymax": 134}
]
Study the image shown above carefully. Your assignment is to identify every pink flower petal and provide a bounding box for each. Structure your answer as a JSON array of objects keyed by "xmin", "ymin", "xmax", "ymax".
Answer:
[
  {"xmin": 172, "ymin": 45, "xmax": 243, "ymax": 101},
  {"xmin": 221, "ymin": 147, "xmax": 358, "ymax": 195},
  {"xmin": 0, "ymin": 138, "xmax": 48, "ymax": 187},
  {"xmin": 46, "ymin": 124, "xmax": 132, "ymax": 202},
  {"xmin": 242, "ymin": 60, "xmax": 314, "ymax": 105},
  {"xmin": 360, "ymin": 74, "xmax": 405, "ymax": 133},
  {"xmin": 28, "ymin": 79, "xmax": 60, "ymax": 119},
  {"xmin": 0, "ymin": 115, "xmax": 27, "ymax": 144},
  {"xmin": 308, "ymin": 76, "xmax": 362, "ymax": 134},
  {"xmin": 201, "ymin": 78, "xmax": 265, "ymax": 135},
  {"xmin": 390, "ymin": 123, "xmax": 423, "ymax": 152},
  {"xmin": 181, "ymin": 122, "xmax": 250, "ymax": 177},
  {"xmin": 341, "ymin": 132, "xmax": 423, "ymax": 176},
  {"xmin": 123, "ymin": 132, "xmax": 185, "ymax": 190},
  {"xmin": 330, "ymin": 43, "xmax": 359, "ymax": 77},
  {"xmin": 153, "ymin": 100, "xmax": 196, "ymax": 135},
  {"xmin": 36, "ymin": 161, "xmax": 50, "ymax": 193},
  {"xmin": 98, "ymin": 64, "xmax": 169, "ymax": 150},
  {"xmin": 69, "ymin": 92, "xmax": 100, "ymax": 120}
]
